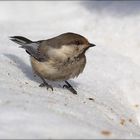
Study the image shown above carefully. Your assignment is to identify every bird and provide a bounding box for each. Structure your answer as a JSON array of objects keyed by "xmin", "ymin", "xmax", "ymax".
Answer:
[{"xmin": 10, "ymin": 32, "xmax": 95, "ymax": 94}]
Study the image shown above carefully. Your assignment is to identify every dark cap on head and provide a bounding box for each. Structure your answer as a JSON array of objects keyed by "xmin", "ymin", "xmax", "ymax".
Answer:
[{"xmin": 43, "ymin": 32, "xmax": 95, "ymax": 48}]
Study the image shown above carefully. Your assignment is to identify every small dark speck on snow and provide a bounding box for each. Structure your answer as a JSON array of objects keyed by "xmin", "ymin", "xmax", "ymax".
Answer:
[
  {"xmin": 88, "ymin": 97, "xmax": 95, "ymax": 101},
  {"xmin": 25, "ymin": 82, "xmax": 28, "ymax": 84},
  {"xmin": 101, "ymin": 130, "xmax": 111, "ymax": 136}
]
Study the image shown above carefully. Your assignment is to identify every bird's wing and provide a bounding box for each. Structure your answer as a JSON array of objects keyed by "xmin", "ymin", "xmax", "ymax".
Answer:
[
  {"xmin": 21, "ymin": 42, "xmax": 48, "ymax": 62},
  {"xmin": 20, "ymin": 35, "xmax": 64, "ymax": 62}
]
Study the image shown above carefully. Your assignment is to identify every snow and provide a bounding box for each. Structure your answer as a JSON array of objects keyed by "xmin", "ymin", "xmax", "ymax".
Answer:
[{"xmin": 0, "ymin": 1, "xmax": 140, "ymax": 139}]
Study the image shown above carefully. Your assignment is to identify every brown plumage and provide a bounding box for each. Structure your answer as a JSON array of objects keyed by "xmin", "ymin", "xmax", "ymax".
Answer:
[{"xmin": 10, "ymin": 32, "xmax": 95, "ymax": 94}]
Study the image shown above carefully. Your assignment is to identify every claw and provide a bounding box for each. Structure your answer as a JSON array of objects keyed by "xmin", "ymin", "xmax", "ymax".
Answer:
[
  {"xmin": 39, "ymin": 82, "xmax": 53, "ymax": 91},
  {"xmin": 47, "ymin": 84, "xmax": 53, "ymax": 91},
  {"xmin": 39, "ymin": 83, "xmax": 46, "ymax": 87},
  {"xmin": 63, "ymin": 83, "xmax": 77, "ymax": 95},
  {"xmin": 63, "ymin": 85, "xmax": 68, "ymax": 88}
]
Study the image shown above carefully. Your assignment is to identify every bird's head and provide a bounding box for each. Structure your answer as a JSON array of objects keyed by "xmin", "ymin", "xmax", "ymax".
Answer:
[{"xmin": 58, "ymin": 32, "xmax": 96, "ymax": 57}]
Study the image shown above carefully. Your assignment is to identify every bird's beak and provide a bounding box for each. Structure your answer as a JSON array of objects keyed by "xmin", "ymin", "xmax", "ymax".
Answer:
[{"xmin": 89, "ymin": 43, "xmax": 96, "ymax": 47}]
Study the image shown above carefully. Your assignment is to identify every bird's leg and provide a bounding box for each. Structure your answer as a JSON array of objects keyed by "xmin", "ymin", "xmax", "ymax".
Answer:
[
  {"xmin": 63, "ymin": 81, "xmax": 77, "ymax": 94},
  {"xmin": 39, "ymin": 76, "xmax": 53, "ymax": 91}
]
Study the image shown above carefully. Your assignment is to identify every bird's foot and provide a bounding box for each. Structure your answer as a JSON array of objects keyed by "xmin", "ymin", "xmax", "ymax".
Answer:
[
  {"xmin": 39, "ymin": 82, "xmax": 53, "ymax": 91},
  {"xmin": 63, "ymin": 81, "xmax": 77, "ymax": 95}
]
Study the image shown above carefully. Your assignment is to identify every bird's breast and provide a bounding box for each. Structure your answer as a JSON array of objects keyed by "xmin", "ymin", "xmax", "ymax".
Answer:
[{"xmin": 30, "ymin": 55, "xmax": 86, "ymax": 81}]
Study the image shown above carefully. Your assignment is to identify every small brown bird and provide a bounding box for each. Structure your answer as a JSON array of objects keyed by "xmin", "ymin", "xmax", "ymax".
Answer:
[{"xmin": 10, "ymin": 32, "xmax": 95, "ymax": 94}]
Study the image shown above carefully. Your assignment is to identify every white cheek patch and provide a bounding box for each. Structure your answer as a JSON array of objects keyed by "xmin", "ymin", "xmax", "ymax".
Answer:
[
  {"xmin": 47, "ymin": 45, "xmax": 86, "ymax": 62},
  {"xmin": 47, "ymin": 45, "xmax": 75, "ymax": 60},
  {"xmin": 61, "ymin": 45, "xmax": 75, "ymax": 54}
]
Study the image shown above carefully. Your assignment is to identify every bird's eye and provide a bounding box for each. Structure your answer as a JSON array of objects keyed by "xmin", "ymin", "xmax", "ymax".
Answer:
[
  {"xmin": 75, "ymin": 41, "xmax": 81, "ymax": 45},
  {"xmin": 68, "ymin": 40, "xmax": 82, "ymax": 46}
]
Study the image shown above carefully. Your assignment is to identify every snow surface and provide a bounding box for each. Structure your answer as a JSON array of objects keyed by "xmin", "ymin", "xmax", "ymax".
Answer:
[{"xmin": 0, "ymin": 1, "xmax": 140, "ymax": 139}]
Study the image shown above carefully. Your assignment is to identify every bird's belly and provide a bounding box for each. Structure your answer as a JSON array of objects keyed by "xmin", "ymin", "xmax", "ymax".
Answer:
[{"xmin": 30, "ymin": 56, "xmax": 86, "ymax": 81}]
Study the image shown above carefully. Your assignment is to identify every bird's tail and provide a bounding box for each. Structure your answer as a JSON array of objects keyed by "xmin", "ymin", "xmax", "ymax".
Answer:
[
  {"xmin": 10, "ymin": 36, "xmax": 33, "ymax": 45},
  {"xmin": 9, "ymin": 36, "xmax": 42, "ymax": 61}
]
